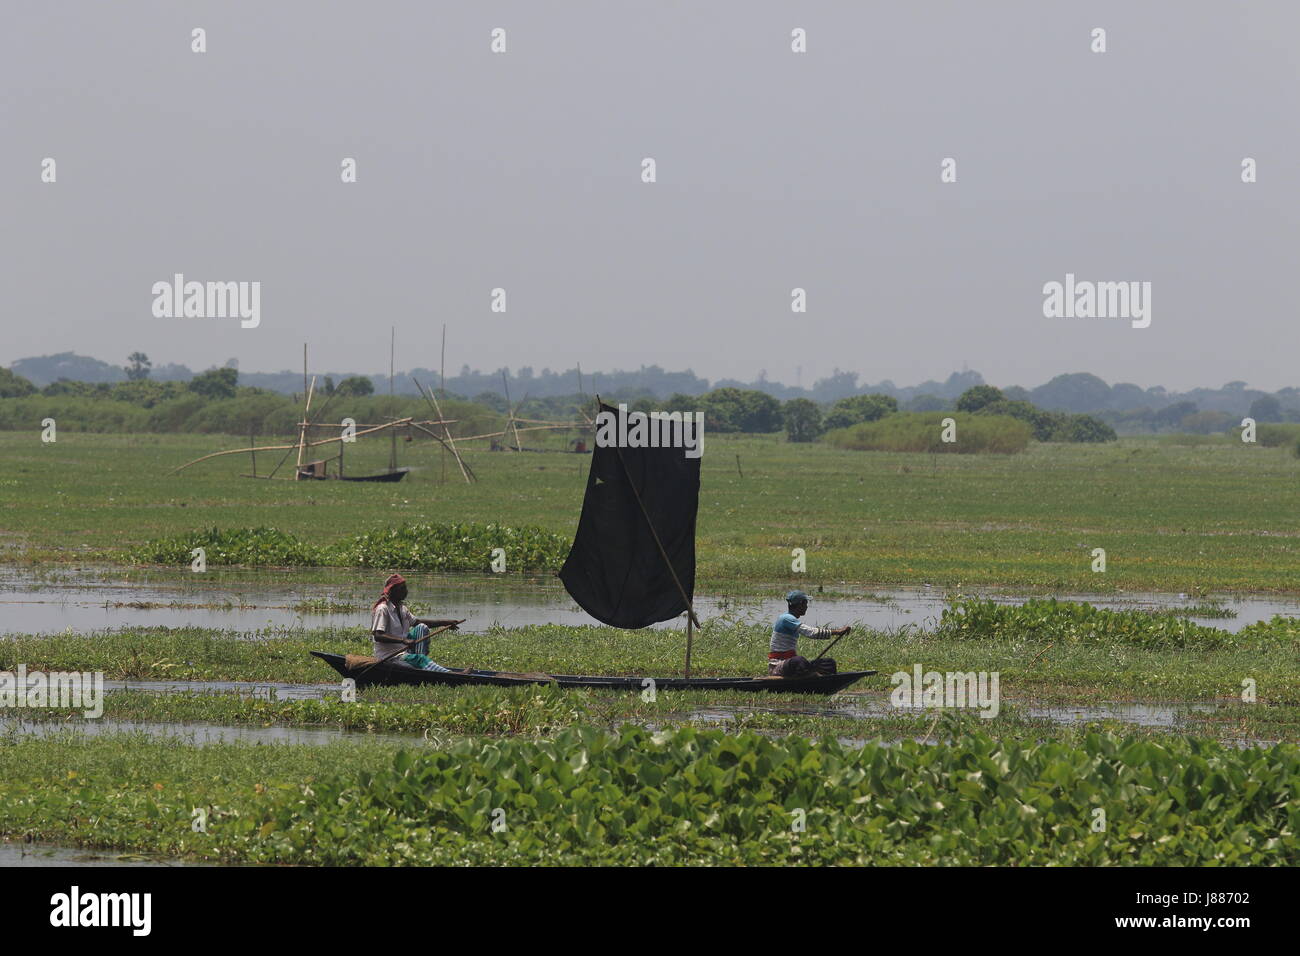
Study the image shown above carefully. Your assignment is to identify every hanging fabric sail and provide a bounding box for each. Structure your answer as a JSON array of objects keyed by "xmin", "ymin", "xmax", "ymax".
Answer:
[{"xmin": 560, "ymin": 402, "xmax": 701, "ymax": 629}]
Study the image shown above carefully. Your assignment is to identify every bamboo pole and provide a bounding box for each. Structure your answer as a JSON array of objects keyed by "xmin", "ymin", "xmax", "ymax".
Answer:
[
  {"xmin": 295, "ymin": 377, "xmax": 317, "ymax": 479},
  {"xmin": 500, "ymin": 372, "xmax": 525, "ymax": 451},
  {"xmin": 453, "ymin": 423, "xmax": 578, "ymax": 443},
  {"xmin": 170, "ymin": 418, "xmax": 419, "ymax": 474},
  {"xmin": 173, "ymin": 417, "xmax": 577, "ymax": 477},
  {"xmin": 686, "ymin": 616, "xmax": 693, "ymax": 679},
  {"xmin": 440, "ymin": 325, "xmax": 448, "ymax": 484},
  {"xmin": 408, "ymin": 421, "xmax": 477, "ymax": 482},
  {"xmin": 413, "ymin": 378, "xmax": 472, "ymax": 483}
]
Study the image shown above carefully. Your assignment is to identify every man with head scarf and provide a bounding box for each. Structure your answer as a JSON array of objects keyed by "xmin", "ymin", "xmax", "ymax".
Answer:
[{"xmin": 371, "ymin": 573, "xmax": 464, "ymax": 672}]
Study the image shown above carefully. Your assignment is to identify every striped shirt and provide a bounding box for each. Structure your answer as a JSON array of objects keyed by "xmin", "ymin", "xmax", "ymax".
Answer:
[{"xmin": 770, "ymin": 612, "xmax": 832, "ymax": 654}]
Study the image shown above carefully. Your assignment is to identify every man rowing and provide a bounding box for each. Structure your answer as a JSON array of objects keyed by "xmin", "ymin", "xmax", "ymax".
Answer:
[
  {"xmin": 371, "ymin": 573, "xmax": 467, "ymax": 673},
  {"xmin": 769, "ymin": 590, "xmax": 850, "ymax": 677}
]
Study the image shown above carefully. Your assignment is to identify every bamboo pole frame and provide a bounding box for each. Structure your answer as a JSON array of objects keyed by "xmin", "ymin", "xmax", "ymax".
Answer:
[
  {"xmin": 294, "ymin": 376, "xmax": 317, "ymax": 479},
  {"xmin": 413, "ymin": 378, "xmax": 473, "ymax": 484},
  {"xmin": 169, "ymin": 418, "xmax": 427, "ymax": 474}
]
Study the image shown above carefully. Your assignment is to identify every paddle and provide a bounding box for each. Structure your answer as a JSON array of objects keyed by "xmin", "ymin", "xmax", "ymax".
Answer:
[
  {"xmin": 810, "ymin": 627, "xmax": 851, "ymax": 665},
  {"xmin": 357, "ymin": 620, "xmax": 465, "ymax": 676}
]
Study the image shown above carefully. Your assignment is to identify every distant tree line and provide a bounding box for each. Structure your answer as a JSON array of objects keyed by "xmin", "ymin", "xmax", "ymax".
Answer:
[
  {"xmin": 0, "ymin": 366, "xmax": 500, "ymax": 438},
  {"xmin": 5, "ymin": 352, "xmax": 1298, "ymax": 434}
]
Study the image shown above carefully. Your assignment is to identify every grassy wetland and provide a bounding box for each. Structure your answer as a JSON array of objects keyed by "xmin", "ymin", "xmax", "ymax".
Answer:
[
  {"xmin": 1, "ymin": 429, "xmax": 1298, "ymax": 864},
  {"xmin": 2, "ymin": 430, "xmax": 1297, "ymax": 592}
]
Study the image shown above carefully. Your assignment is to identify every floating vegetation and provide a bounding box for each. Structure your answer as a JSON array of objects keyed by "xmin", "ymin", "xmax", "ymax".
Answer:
[
  {"xmin": 245, "ymin": 726, "xmax": 1300, "ymax": 865},
  {"xmin": 129, "ymin": 523, "xmax": 569, "ymax": 572},
  {"xmin": 1163, "ymin": 600, "xmax": 1238, "ymax": 620},
  {"xmin": 936, "ymin": 598, "xmax": 1294, "ymax": 649}
]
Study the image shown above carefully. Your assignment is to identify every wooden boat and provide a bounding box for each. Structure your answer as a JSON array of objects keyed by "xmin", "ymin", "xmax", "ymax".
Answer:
[
  {"xmin": 337, "ymin": 468, "xmax": 409, "ymax": 483},
  {"xmin": 311, "ymin": 652, "xmax": 874, "ymax": 695},
  {"xmin": 319, "ymin": 399, "xmax": 875, "ymax": 698}
]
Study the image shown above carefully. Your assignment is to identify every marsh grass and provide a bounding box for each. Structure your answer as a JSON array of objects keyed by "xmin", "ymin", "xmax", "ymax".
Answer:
[{"xmin": 4, "ymin": 432, "xmax": 1297, "ymax": 592}]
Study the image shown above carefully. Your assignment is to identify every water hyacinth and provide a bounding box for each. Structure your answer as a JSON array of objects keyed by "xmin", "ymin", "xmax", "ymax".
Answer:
[
  {"xmin": 130, "ymin": 522, "xmax": 569, "ymax": 572},
  {"xmin": 245, "ymin": 725, "xmax": 1300, "ymax": 866},
  {"xmin": 935, "ymin": 598, "xmax": 1286, "ymax": 649}
]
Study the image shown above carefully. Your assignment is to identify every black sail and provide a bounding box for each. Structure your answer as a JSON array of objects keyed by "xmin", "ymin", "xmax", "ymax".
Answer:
[{"xmin": 560, "ymin": 403, "xmax": 700, "ymax": 628}]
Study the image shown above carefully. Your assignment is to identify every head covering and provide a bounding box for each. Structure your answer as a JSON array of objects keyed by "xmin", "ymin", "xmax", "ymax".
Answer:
[
  {"xmin": 373, "ymin": 573, "xmax": 407, "ymax": 610},
  {"xmin": 786, "ymin": 589, "xmax": 809, "ymax": 606}
]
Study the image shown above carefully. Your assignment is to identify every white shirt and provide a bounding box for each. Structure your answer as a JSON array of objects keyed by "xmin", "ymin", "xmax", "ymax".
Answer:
[{"xmin": 371, "ymin": 599, "xmax": 415, "ymax": 657}]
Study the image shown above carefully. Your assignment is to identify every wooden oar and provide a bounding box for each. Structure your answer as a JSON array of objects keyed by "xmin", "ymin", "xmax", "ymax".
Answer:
[
  {"xmin": 356, "ymin": 621, "xmax": 465, "ymax": 676},
  {"xmin": 810, "ymin": 627, "xmax": 851, "ymax": 664}
]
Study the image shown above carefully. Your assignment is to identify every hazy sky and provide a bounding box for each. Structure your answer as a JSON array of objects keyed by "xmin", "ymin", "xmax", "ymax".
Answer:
[{"xmin": 3, "ymin": 1, "xmax": 1297, "ymax": 391}]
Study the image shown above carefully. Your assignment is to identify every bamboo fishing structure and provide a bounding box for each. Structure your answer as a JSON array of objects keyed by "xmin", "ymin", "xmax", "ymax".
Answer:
[
  {"xmin": 295, "ymin": 376, "xmax": 316, "ymax": 476},
  {"xmin": 413, "ymin": 377, "xmax": 473, "ymax": 483},
  {"xmin": 171, "ymin": 346, "xmax": 594, "ymax": 480}
]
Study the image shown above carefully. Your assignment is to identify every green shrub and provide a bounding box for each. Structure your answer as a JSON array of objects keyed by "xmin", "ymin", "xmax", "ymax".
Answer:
[
  {"xmin": 974, "ymin": 400, "xmax": 1115, "ymax": 443},
  {"xmin": 184, "ymin": 394, "xmax": 300, "ymax": 435},
  {"xmin": 1257, "ymin": 423, "xmax": 1300, "ymax": 448},
  {"xmin": 1060, "ymin": 413, "xmax": 1117, "ymax": 443},
  {"xmin": 954, "ymin": 385, "xmax": 1004, "ymax": 413},
  {"xmin": 0, "ymin": 396, "xmax": 151, "ymax": 432},
  {"xmin": 690, "ymin": 388, "xmax": 783, "ymax": 433},
  {"xmin": 188, "ymin": 367, "xmax": 239, "ymax": 400},
  {"xmin": 335, "ymin": 376, "xmax": 375, "ymax": 397},
  {"xmin": 0, "ymin": 391, "xmax": 507, "ymax": 438},
  {"xmin": 0, "ymin": 368, "xmax": 37, "ymax": 398},
  {"xmin": 824, "ymin": 412, "xmax": 1030, "ymax": 454},
  {"xmin": 782, "ymin": 398, "xmax": 822, "ymax": 442},
  {"xmin": 823, "ymin": 393, "xmax": 898, "ymax": 430}
]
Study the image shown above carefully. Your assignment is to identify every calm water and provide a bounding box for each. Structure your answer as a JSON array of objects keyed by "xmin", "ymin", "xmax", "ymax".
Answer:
[
  {"xmin": 0, "ymin": 716, "xmax": 437, "ymax": 748},
  {"xmin": 2, "ymin": 567, "xmax": 1294, "ymax": 635},
  {"xmin": 0, "ymin": 841, "xmax": 204, "ymax": 867},
  {"xmin": 686, "ymin": 696, "xmax": 1219, "ymax": 730}
]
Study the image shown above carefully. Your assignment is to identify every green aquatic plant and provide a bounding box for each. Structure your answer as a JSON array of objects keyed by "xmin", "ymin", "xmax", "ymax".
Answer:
[
  {"xmin": 935, "ymin": 598, "xmax": 1291, "ymax": 649},
  {"xmin": 245, "ymin": 725, "xmax": 1300, "ymax": 866},
  {"xmin": 129, "ymin": 522, "xmax": 569, "ymax": 572}
]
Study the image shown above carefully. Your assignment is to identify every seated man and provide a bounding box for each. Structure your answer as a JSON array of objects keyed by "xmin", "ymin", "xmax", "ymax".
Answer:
[
  {"xmin": 370, "ymin": 573, "xmax": 465, "ymax": 672},
  {"xmin": 769, "ymin": 590, "xmax": 849, "ymax": 677}
]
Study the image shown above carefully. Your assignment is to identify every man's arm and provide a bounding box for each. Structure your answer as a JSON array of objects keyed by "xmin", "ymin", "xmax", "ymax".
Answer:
[
  {"xmin": 372, "ymin": 629, "xmax": 412, "ymax": 647},
  {"xmin": 797, "ymin": 623, "xmax": 851, "ymax": 639}
]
